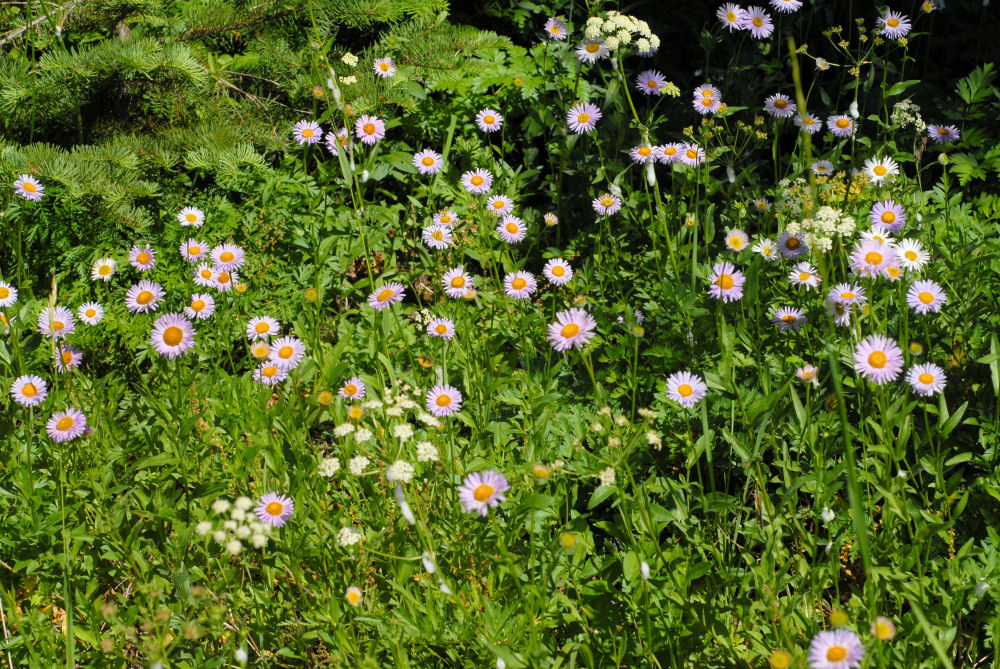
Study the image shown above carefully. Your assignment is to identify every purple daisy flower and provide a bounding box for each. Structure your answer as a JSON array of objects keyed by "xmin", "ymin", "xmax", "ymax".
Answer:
[
  {"xmin": 853, "ymin": 335, "xmax": 904, "ymax": 385},
  {"xmin": 151, "ymin": 313, "xmax": 195, "ymax": 359},
  {"xmin": 255, "ymin": 493, "xmax": 294, "ymax": 527},
  {"xmin": 47, "ymin": 408, "xmax": 88, "ymax": 443},
  {"xmin": 547, "ymin": 308, "xmax": 596, "ymax": 351},
  {"xmin": 426, "ymin": 384, "xmax": 463, "ymax": 417},
  {"xmin": 458, "ymin": 470, "xmax": 509, "ymax": 516}
]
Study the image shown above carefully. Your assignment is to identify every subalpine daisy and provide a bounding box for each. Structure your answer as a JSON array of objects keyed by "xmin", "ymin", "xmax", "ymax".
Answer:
[
  {"xmin": 543, "ymin": 258, "xmax": 573, "ymax": 285},
  {"xmin": 460, "ymin": 168, "xmax": 493, "ymax": 195},
  {"xmin": 693, "ymin": 90, "xmax": 721, "ymax": 115},
  {"xmin": 193, "ymin": 263, "xmax": 217, "ymax": 287},
  {"xmin": 91, "ymin": 257, "xmax": 117, "ymax": 282},
  {"xmin": 255, "ymin": 493, "xmax": 294, "ymax": 527},
  {"xmin": 254, "ymin": 363, "xmax": 287, "ymax": 386},
  {"xmin": 815, "ymin": 57, "xmax": 832, "ymax": 71},
  {"xmin": 412, "ymin": 149, "xmax": 443, "ymax": 175},
  {"xmin": 443, "ymin": 267, "xmax": 473, "ymax": 299},
  {"xmin": 177, "ymin": 206, "xmax": 204, "ymax": 227},
  {"xmin": 486, "ymin": 194, "xmax": 514, "ymax": 216},
  {"xmin": 770, "ymin": 0, "xmax": 803, "ymax": 12},
  {"xmin": 592, "ymin": 193, "xmax": 622, "ymax": 216},
  {"xmin": 325, "ymin": 128, "xmax": 350, "ymax": 156},
  {"xmin": 340, "ymin": 377, "xmax": 366, "ymax": 401},
  {"xmin": 871, "ymin": 616, "xmax": 898, "ymax": 641},
  {"xmin": 476, "ymin": 108, "xmax": 503, "ymax": 133},
  {"xmin": 907, "ymin": 363, "xmax": 946, "ymax": 397},
  {"xmin": 829, "ymin": 283, "xmax": 867, "ymax": 307},
  {"xmin": 655, "ymin": 143, "xmax": 684, "ymax": 164},
  {"xmin": 878, "ymin": 10, "xmax": 911, "ymax": 39},
  {"xmin": 212, "ymin": 271, "xmax": 237, "ymax": 292},
  {"xmin": 249, "ymin": 341, "xmax": 271, "ymax": 360},
  {"xmin": 0, "ymin": 281, "xmax": 17, "ymax": 307},
  {"xmin": 184, "ymin": 293, "xmax": 215, "ymax": 320},
  {"xmin": 679, "ymin": 144, "xmax": 706, "ymax": 168},
  {"xmin": 246, "ymin": 316, "xmax": 280, "ymax": 341},
  {"xmin": 773, "ymin": 307, "xmax": 807, "ymax": 332},
  {"xmin": 794, "ymin": 112, "xmax": 823, "ymax": 134},
  {"xmin": 630, "ymin": 145, "xmax": 656, "ymax": 164},
  {"xmin": 863, "ymin": 156, "xmax": 899, "ymax": 184},
  {"xmin": 827, "ymin": 298, "xmax": 853, "ymax": 327},
  {"xmin": 927, "ymin": 124, "xmax": 960, "ymax": 144},
  {"xmin": 77, "ymin": 302, "xmax": 104, "ymax": 325},
  {"xmin": 764, "ymin": 93, "xmax": 796, "ymax": 118},
  {"xmin": 861, "ymin": 224, "xmax": 895, "ymax": 248},
  {"xmin": 11, "ymin": 375, "xmax": 47, "ymax": 407},
  {"xmin": 778, "ymin": 231, "xmax": 809, "ymax": 259},
  {"xmin": 433, "ymin": 209, "xmax": 457, "ymax": 227},
  {"xmin": 270, "ymin": 335, "xmax": 306, "ymax": 370},
  {"xmin": 725, "ymin": 229, "xmax": 749, "ymax": 252},
  {"xmin": 150, "ymin": 313, "xmax": 195, "ymax": 359},
  {"xmin": 373, "ymin": 57, "xmax": 395, "ymax": 78},
  {"xmin": 575, "ymin": 41, "xmax": 609, "ymax": 63},
  {"xmin": 503, "ymin": 271, "xmax": 537, "ymax": 300},
  {"xmin": 354, "ymin": 115, "xmax": 385, "ymax": 145},
  {"xmin": 292, "ymin": 120, "xmax": 323, "ymax": 145},
  {"xmin": 211, "ymin": 243, "xmax": 245, "ymax": 272},
  {"xmin": 179, "ymin": 239, "xmax": 207, "ymax": 263},
  {"xmin": 368, "ymin": 282, "xmax": 405, "ymax": 311},
  {"xmin": 421, "ymin": 224, "xmax": 452, "ymax": 250},
  {"xmin": 666, "ymin": 371, "xmax": 707, "ymax": 408},
  {"xmin": 853, "ymin": 335, "xmax": 904, "ymax": 385},
  {"xmin": 53, "ymin": 346, "xmax": 83, "ymax": 372},
  {"xmin": 129, "ymin": 245, "xmax": 156, "ymax": 271},
  {"xmin": 46, "ymin": 408, "xmax": 87, "ymax": 443},
  {"xmin": 869, "ymin": 200, "xmax": 906, "ymax": 233},
  {"xmin": 827, "ymin": 114, "xmax": 856, "ymax": 137},
  {"xmin": 906, "ymin": 279, "xmax": 946, "ymax": 314},
  {"xmin": 796, "ymin": 365, "xmax": 819, "ymax": 382},
  {"xmin": 850, "ymin": 239, "xmax": 896, "ymax": 278},
  {"xmin": 544, "ymin": 17, "xmax": 568, "ymax": 40},
  {"xmin": 426, "ymin": 384, "xmax": 462, "ymax": 417},
  {"xmin": 427, "ymin": 317, "xmax": 455, "ymax": 339},
  {"xmin": 543, "ymin": 212, "xmax": 558, "ymax": 227},
  {"xmin": 37, "ymin": 305, "xmax": 75, "ymax": 339},
  {"xmin": 741, "ymin": 6, "xmax": 774, "ymax": 38},
  {"xmin": 807, "ymin": 628, "xmax": 865, "ymax": 669},
  {"xmin": 458, "ymin": 470, "xmax": 509, "ymax": 516},
  {"xmin": 896, "ymin": 238, "xmax": 929, "ymax": 271},
  {"xmin": 789, "ymin": 262, "xmax": 822, "ymax": 289},
  {"xmin": 125, "ymin": 280, "xmax": 165, "ymax": 314},
  {"xmin": 567, "ymin": 102, "xmax": 602, "ymax": 134},
  {"xmin": 811, "ymin": 160, "xmax": 835, "ymax": 176},
  {"xmin": 717, "ymin": 4, "xmax": 746, "ymax": 31},
  {"xmin": 496, "ymin": 217, "xmax": 527, "ymax": 244},
  {"xmin": 547, "ymin": 308, "xmax": 596, "ymax": 351},
  {"xmin": 635, "ymin": 70, "xmax": 667, "ymax": 95},
  {"xmin": 345, "ymin": 586, "xmax": 363, "ymax": 606},
  {"xmin": 752, "ymin": 238, "xmax": 779, "ymax": 260},
  {"xmin": 14, "ymin": 174, "xmax": 44, "ymax": 201},
  {"xmin": 707, "ymin": 262, "xmax": 745, "ymax": 302}
]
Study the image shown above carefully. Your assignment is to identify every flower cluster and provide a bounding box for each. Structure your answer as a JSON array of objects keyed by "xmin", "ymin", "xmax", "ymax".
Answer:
[
  {"xmin": 582, "ymin": 11, "xmax": 661, "ymax": 55},
  {"xmin": 785, "ymin": 206, "xmax": 857, "ymax": 253}
]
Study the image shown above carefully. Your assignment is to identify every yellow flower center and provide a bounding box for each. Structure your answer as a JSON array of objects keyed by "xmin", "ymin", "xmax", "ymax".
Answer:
[
  {"xmin": 136, "ymin": 291, "xmax": 154, "ymax": 305},
  {"xmin": 728, "ymin": 237, "xmax": 743, "ymax": 249},
  {"xmin": 868, "ymin": 351, "xmax": 888, "ymax": 368},
  {"xmin": 347, "ymin": 590, "xmax": 361, "ymax": 604},
  {"xmin": 887, "ymin": 18, "xmax": 900, "ymax": 28},
  {"xmin": 100, "ymin": 265, "xmax": 111, "ymax": 275},
  {"xmin": 343, "ymin": 384, "xmax": 357, "ymax": 397},
  {"xmin": 493, "ymin": 200, "xmax": 506, "ymax": 209},
  {"xmin": 56, "ymin": 416, "xmax": 74, "ymax": 431},
  {"xmin": 451, "ymin": 276, "xmax": 465, "ymax": 288},
  {"xmin": 769, "ymin": 651, "xmax": 791, "ymax": 669},
  {"xmin": 252, "ymin": 345, "xmax": 269, "ymax": 358},
  {"xmin": 422, "ymin": 156, "xmax": 434, "ymax": 166},
  {"xmin": 716, "ymin": 274, "xmax": 734, "ymax": 290},
  {"xmin": 560, "ymin": 532, "xmax": 576, "ymax": 548},
  {"xmin": 873, "ymin": 165, "xmax": 888, "ymax": 176},
  {"xmin": 473, "ymin": 484, "xmax": 494, "ymax": 501},
  {"xmin": 432, "ymin": 231, "xmax": 443, "ymax": 240},
  {"xmin": 918, "ymin": 291, "xmax": 934, "ymax": 304},
  {"xmin": 436, "ymin": 393, "xmax": 451, "ymax": 407},
  {"xmin": 85, "ymin": 308, "xmax": 96, "ymax": 318},
  {"xmin": 826, "ymin": 646, "xmax": 847, "ymax": 662},
  {"xmin": 836, "ymin": 118, "xmax": 850, "ymax": 129},
  {"xmin": 841, "ymin": 292, "xmax": 855, "ymax": 300},
  {"xmin": 61, "ymin": 351, "xmax": 73, "ymax": 364},
  {"xmin": 380, "ymin": 63, "xmax": 390, "ymax": 71},
  {"xmin": 887, "ymin": 266, "xmax": 901, "ymax": 278},
  {"xmin": 782, "ymin": 315, "xmax": 797, "ymax": 322},
  {"xmin": 805, "ymin": 117, "xmax": 816, "ymax": 125},
  {"xmin": 560, "ymin": 323, "xmax": 580, "ymax": 338},
  {"xmin": 363, "ymin": 123, "xmax": 375, "ymax": 135},
  {"xmin": 753, "ymin": 16, "xmax": 763, "ymax": 27},
  {"xmin": 677, "ymin": 383, "xmax": 694, "ymax": 397},
  {"xmin": 664, "ymin": 147, "xmax": 677, "ymax": 156},
  {"xmin": 799, "ymin": 273, "xmax": 811, "ymax": 281},
  {"xmin": 586, "ymin": 43, "xmax": 599, "ymax": 53},
  {"xmin": 163, "ymin": 326, "xmax": 184, "ymax": 346},
  {"xmin": 185, "ymin": 213, "xmax": 198, "ymax": 222},
  {"xmin": 701, "ymin": 98, "xmax": 714, "ymax": 107},
  {"xmin": 552, "ymin": 265, "xmax": 565, "ymax": 277},
  {"xmin": 52, "ymin": 320, "xmax": 65, "ymax": 332},
  {"xmin": 265, "ymin": 501, "xmax": 283, "ymax": 516},
  {"xmin": 440, "ymin": 214, "xmax": 452, "ymax": 224},
  {"xmin": 471, "ymin": 176, "xmax": 484, "ymax": 186},
  {"xmin": 23, "ymin": 182, "xmax": 37, "ymax": 193},
  {"xmin": 137, "ymin": 252, "xmax": 150, "ymax": 265},
  {"xmin": 377, "ymin": 288, "xmax": 394, "ymax": 302},
  {"xmin": 881, "ymin": 211, "xmax": 896, "ymax": 224},
  {"xmin": 220, "ymin": 251, "xmax": 235, "ymax": 263},
  {"xmin": 533, "ymin": 464, "xmax": 551, "ymax": 479},
  {"xmin": 774, "ymin": 99, "xmax": 788, "ymax": 109},
  {"xmin": 201, "ymin": 269, "xmax": 213, "ymax": 279},
  {"xmin": 918, "ymin": 372, "xmax": 934, "ymax": 385},
  {"xmin": 483, "ymin": 115, "xmax": 495, "ymax": 124},
  {"xmin": 686, "ymin": 149, "xmax": 698, "ymax": 159},
  {"xmin": 279, "ymin": 346, "xmax": 294, "ymax": 359},
  {"xmin": 578, "ymin": 113, "xmax": 590, "ymax": 123},
  {"xmin": 302, "ymin": 128, "xmax": 314, "ymax": 138},
  {"xmin": 511, "ymin": 277, "xmax": 527, "ymax": 290},
  {"xmin": 647, "ymin": 80, "xmax": 659, "ymax": 88},
  {"xmin": 435, "ymin": 324, "xmax": 447, "ymax": 334},
  {"xmin": 305, "ymin": 288, "xmax": 318, "ymax": 301},
  {"xmin": 349, "ymin": 406, "xmax": 364, "ymax": 418},
  {"xmin": 904, "ymin": 250, "xmax": 917, "ymax": 261},
  {"xmin": 255, "ymin": 322, "xmax": 270, "ymax": 333},
  {"xmin": 938, "ymin": 127, "xmax": 950, "ymax": 135},
  {"xmin": 505, "ymin": 222, "xmax": 519, "ymax": 234},
  {"xmin": 22, "ymin": 383, "xmax": 38, "ymax": 397},
  {"xmin": 217, "ymin": 272, "xmax": 230, "ymax": 284},
  {"xmin": 262, "ymin": 366, "xmax": 278, "ymax": 378},
  {"xmin": 726, "ymin": 11, "xmax": 737, "ymax": 21},
  {"xmin": 865, "ymin": 251, "xmax": 883, "ymax": 265}
]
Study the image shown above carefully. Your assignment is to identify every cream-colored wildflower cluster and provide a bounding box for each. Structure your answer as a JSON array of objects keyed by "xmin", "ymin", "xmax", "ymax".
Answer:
[
  {"xmin": 584, "ymin": 12, "xmax": 660, "ymax": 54},
  {"xmin": 890, "ymin": 99, "xmax": 927, "ymax": 133},
  {"xmin": 785, "ymin": 206, "xmax": 856, "ymax": 253},
  {"xmin": 195, "ymin": 496, "xmax": 273, "ymax": 554}
]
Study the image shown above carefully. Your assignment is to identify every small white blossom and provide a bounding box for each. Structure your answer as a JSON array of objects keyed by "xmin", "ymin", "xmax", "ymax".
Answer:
[
  {"xmin": 318, "ymin": 457, "xmax": 340, "ymax": 477},
  {"xmin": 337, "ymin": 526, "xmax": 363, "ymax": 546},
  {"xmin": 348, "ymin": 456, "xmax": 370, "ymax": 475},
  {"xmin": 211, "ymin": 499, "xmax": 231, "ymax": 514},
  {"xmin": 195, "ymin": 520, "xmax": 213, "ymax": 536},
  {"xmin": 393, "ymin": 423, "xmax": 415, "ymax": 441},
  {"xmin": 334, "ymin": 423, "xmax": 356, "ymax": 437},
  {"xmin": 226, "ymin": 539, "xmax": 243, "ymax": 555},
  {"xmin": 385, "ymin": 459, "xmax": 415, "ymax": 483},
  {"xmin": 821, "ymin": 507, "xmax": 836, "ymax": 523},
  {"xmin": 598, "ymin": 467, "xmax": 616, "ymax": 487},
  {"xmin": 354, "ymin": 428, "xmax": 373, "ymax": 444},
  {"xmin": 416, "ymin": 441, "xmax": 439, "ymax": 462}
]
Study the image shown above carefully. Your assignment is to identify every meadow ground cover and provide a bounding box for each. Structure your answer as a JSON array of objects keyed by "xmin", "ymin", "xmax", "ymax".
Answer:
[{"xmin": 2, "ymin": 0, "xmax": 1000, "ymax": 666}]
